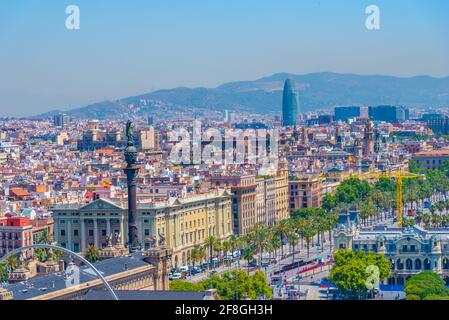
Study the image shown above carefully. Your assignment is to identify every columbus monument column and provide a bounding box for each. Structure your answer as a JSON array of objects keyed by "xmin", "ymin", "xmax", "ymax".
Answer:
[{"xmin": 124, "ymin": 120, "xmax": 140, "ymax": 253}]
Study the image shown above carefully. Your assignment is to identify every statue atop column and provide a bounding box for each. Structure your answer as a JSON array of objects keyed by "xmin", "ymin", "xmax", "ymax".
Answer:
[
  {"xmin": 124, "ymin": 120, "xmax": 140, "ymax": 253},
  {"xmin": 126, "ymin": 120, "xmax": 134, "ymax": 147},
  {"xmin": 124, "ymin": 120, "xmax": 137, "ymax": 166}
]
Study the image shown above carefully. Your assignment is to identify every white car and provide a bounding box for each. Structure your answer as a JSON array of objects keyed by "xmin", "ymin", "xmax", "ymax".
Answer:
[
  {"xmin": 179, "ymin": 265, "xmax": 190, "ymax": 273},
  {"xmin": 169, "ymin": 272, "xmax": 182, "ymax": 280}
]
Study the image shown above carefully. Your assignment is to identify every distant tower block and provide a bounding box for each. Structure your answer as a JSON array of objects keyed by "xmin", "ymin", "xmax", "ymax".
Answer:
[{"xmin": 282, "ymin": 79, "xmax": 300, "ymax": 126}]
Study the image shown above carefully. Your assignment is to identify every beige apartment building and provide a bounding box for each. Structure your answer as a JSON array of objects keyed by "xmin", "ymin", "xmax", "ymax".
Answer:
[
  {"xmin": 139, "ymin": 126, "xmax": 159, "ymax": 151},
  {"xmin": 289, "ymin": 176, "xmax": 323, "ymax": 210},
  {"xmin": 210, "ymin": 166, "xmax": 289, "ymax": 235},
  {"xmin": 210, "ymin": 174, "xmax": 257, "ymax": 236},
  {"xmin": 51, "ymin": 190, "xmax": 232, "ymax": 268},
  {"xmin": 412, "ymin": 150, "xmax": 449, "ymax": 169}
]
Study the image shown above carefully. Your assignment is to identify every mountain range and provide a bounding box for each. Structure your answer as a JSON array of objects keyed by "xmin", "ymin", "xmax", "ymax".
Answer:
[{"xmin": 31, "ymin": 72, "xmax": 449, "ymax": 120}]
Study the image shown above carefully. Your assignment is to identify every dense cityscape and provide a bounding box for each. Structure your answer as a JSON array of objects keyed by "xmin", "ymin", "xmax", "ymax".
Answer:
[
  {"xmin": 0, "ymin": 76, "xmax": 449, "ymax": 302},
  {"xmin": 1, "ymin": 2, "xmax": 449, "ymax": 314}
]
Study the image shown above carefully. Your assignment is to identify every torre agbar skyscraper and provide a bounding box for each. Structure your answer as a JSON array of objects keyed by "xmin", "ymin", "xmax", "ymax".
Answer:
[{"xmin": 282, "ymin": 78, "xmax": 301, "ymax": 126}]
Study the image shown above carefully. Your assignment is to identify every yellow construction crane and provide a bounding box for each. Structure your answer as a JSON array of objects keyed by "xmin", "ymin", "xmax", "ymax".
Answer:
[
  {"xmin": 361, "ymin": 171, "xmax": 424, "ymax": 228},
  {"xmin": 391, "ymin": 171, "xmax": 424, "ymax": 228},
  {"xmin": 319, "ymin": 170, "xmax": 424, "ymax": 228}
]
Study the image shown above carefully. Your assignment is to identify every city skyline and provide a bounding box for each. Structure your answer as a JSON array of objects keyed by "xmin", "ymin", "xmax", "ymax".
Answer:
[{"xmin": 1, "ymin": 0, "xmax": 449, "ymax": 117}]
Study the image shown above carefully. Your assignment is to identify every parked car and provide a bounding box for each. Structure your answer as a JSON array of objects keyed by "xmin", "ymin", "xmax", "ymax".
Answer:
[
  {"xmin": 169, "ymin": 272, "xmax": 182, "ymax": 280},
  {"xmin": 191, "ymin": 266, "xmax": 202, "ymax": 274},
  {"xmin": 179, "ymin": 265, "xmax": 190, "ymax": 273},
  {"xmin": 208, "ymin": 270, "xmax": 217, "ymax": 276}
]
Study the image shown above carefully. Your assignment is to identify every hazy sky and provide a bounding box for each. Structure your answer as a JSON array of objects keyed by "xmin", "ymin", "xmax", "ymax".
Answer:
[{"xmin": 0, "ymin": 0, "xmax": 448, "ymax": 117}]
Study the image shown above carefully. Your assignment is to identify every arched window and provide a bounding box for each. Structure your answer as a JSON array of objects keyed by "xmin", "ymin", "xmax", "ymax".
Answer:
[
  {"xmin": 396, "ymin": 259, "xmax": 404, "ymax": 270},
  {"xmin": 443, "ymin": 258, "xmax": 449, "ymax": 270},
  {"xmin": 415, "ymin": 259, "xmax": 422, "ymax": 270},
  {"xmin": 424, "ymin": 258, "xmax": 431, "ymax": 270},
  {"xmin": 406, "ymin": 259, "xmax": 413, "ymax": 270}
]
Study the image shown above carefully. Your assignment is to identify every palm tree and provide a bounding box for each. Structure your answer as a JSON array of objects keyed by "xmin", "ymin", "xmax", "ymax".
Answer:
[
  {"xmin": 222, "ymin": 241, "xmax": 231, "ymax": 258},
  {"xmin": 269, "ymin": 236, "xmax": 281, "ymax": 262},
  {"xmin": 298, "ymin": 219, "xmax": 316, "ymax": 258},
  {"xmin": 213, "ymin": 241, "xmax": 222, "ymax": 258},
  {"xmin": 7, "ymin": 255, "xmax": 18, "ymax": 272},
  {"xmin": 204, "ymin": 236, "xmax": 217, "ymax": 268},
  {"xmin": 85, "ymin": 245, "xmax": 100, "ymax": 263},
  {"xmin": 243, "ymin": 247, "xmax": 255, "ymax": 274},
  {"xmin": 229, "ymin": 235, "xmax": 238, "ymax": 255},
  {"xmin": 274, "ymin": 220, "xmax": 289, "ymax": 258},
  {"xmin": 191, "ymin": 246, "xmax": 202, "ymax": 268},
  {"xmin": 326, "ymin": 211, "xmax": 338, "ymax": 251},
  {"xmin": 221, "ymin": 241, "xmax": 231, "ymax": 268},
  {"xmin": 286, "ymin": 222, "xmax": 299, "ymax": 263},
  {"xmin": 251, "ymin": 225, "xmax": 270, "ymax": 269},
  {"xmin": 234, "ymin": 237, "xmax": 244, "ymax": 270}
]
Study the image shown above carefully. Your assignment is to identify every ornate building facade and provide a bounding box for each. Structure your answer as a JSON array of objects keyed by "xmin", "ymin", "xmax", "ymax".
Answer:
[
  {"xmin": 52, "ymin": 190, "xmax": 233, "ymax": 268},
  {"xmin": 334, "ymin": 211, "xmax": 449, "ymax": 285}
]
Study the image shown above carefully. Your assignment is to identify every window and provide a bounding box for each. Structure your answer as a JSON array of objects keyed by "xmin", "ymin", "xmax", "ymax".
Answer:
[
  {"xmin": 144, "ymin": 229, "xmax": 150, "ymax": 236},
  {"xmin": 74, "ymin": 229, "xmax": 79, "ymax": 236},
  {"xmin": 61, "ymin": 230, "xmax": 66, "ymax": 236},
  {"xmin": 89, "ymin": 230, "xmax": 94, "ymax": 237}
]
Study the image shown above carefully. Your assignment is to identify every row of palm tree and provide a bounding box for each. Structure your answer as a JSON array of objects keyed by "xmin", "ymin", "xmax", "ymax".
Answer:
[{"xmin": 192, "ymin": 208, "xmax": 338, "ymax": 274}]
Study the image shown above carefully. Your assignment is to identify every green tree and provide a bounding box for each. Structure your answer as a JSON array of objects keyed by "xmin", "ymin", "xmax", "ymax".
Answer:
[
  {"xmin": 0, "ymin": 262, "xmax": 8, "ymax": 282},
  {"xmin": 322, "ymin": 194, "xmax": 337, "ymax": 212},
  {"xmin": 250, "ymin": 271, "xmax": 273, "ymax": 299},
  {"xmin": 243, "ymin": 247, "xmax": 255, "ymax": 273},
  {"xmin": 170, "ymin": 279, "xmax": 205, "ymax": 291},
  {"xmin": 329, "ymin": 250, "xmax": 391, "ymax": 299},
  {"xmin": 204, "ymin": 236, "xmax": 217, "ymax": 268},
  {"xmin": 191, "ymin": 246, "xmax": 203, "ymax": 268},
  {"xmin": 404, "ymin": 271, "xmax": 449, "ymax": 300},
  {"xmin": 197, "ymin": 270, "xmax": 272, "ymax": 300}
]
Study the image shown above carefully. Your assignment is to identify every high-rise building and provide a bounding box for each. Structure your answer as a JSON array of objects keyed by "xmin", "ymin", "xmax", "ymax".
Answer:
[
  {"xmin": 140, "ymin": 126, "xmax": 159, "ymax": 151},
  {"xmin": 282, "ymin": 79, "xmax": 300, "ymax": 126},
  {"xmin": 334, "ymin": 106, "xmax": 361, "ymax": 122},
  {"xmin": 368, "ymin": 105, "xmax": 409, "ymax": 123},
  {"xmin": 427, "ymin": 117, "xmax": 449, "ymax": 135},
  {"xmin": 53, "ymin": 113, "xmax": 69, "ymax": 128}
]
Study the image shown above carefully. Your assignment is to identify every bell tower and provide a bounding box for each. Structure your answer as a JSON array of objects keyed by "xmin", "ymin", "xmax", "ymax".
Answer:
[{"xmin": 363, "ymin": 120, "xmax": 374, "ymax": 158}]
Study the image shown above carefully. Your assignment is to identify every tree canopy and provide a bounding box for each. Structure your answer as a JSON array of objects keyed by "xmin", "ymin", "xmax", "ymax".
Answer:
[
  {"xmin": 170, "ymin": 270, "xmax": 272, "ymax": 300},
  {"xmin": 404, "ymin": 271, "xmax": 449, "ymax": 300},
  {"xmin": 329, "ymin": 250, "xmax": 391, "ymax": 299}
]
